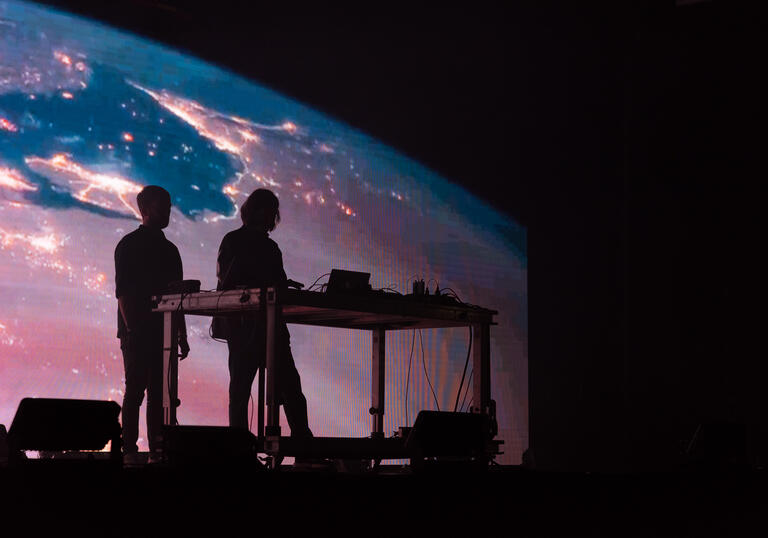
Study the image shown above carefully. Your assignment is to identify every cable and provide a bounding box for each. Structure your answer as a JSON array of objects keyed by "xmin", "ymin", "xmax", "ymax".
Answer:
[
  {"xmin": 460, "ymin": 370, "xmax": 473, "ymax": 412},
  {"xmin": 378, "ymin": 287, "xmax": 402, "ymax": 295},
  {"xmin": 174, "ymin": 291, "xmax": 187, "ymax": 313},
  {"xmin": 440, "ymin": 287, "xmax": 463, "ymax": 303},
  {"xmin": 461, "ymin": 382, "xmax": 475, "ymax": 411},
  {"xmin": 453, "ymin": 326, "xmax": 472, "ymax": 412},
  {"xmin": 307, "ymin": 272, "xmax": 331, "ymax": 291},
  {"xmin": 439, "ymin": 285, "xmax": 482, "ymax": 309},
  {"xmin": 419, "ymin": 329, "xmax": 440, "ymax": 411},
  {"xmin": 405, "ymin": 328, "xmax": 415, "ymax": 426},
  {"xmin": 249, "ymin": 392, "xmax": 254, "ymax": 432}
]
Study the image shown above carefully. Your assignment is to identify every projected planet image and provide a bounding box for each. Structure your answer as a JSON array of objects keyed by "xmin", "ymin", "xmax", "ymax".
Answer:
[{"xmin": 0, "ymin": 1, "xmax": 527, "ymax": 462}]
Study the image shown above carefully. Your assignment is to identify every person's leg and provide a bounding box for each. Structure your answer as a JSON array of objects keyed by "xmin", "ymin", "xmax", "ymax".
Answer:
[
  {"xmin": 121, "ymin": 338, "xmax": 148, "ymax": 453},
  {"xmin": 145, "ymin": 337, "xmax": 164, "ymax": 453},
  {"xmin": 278, "ymin": 340, "xmax": 312, "ymax": 439},
  {"xmin": 228, "ymin": 330, "xmax": 259, "ymax": 430}
]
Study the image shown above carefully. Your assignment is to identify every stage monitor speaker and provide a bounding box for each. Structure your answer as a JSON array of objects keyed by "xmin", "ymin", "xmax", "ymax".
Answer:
[
  {"xmin": 163, "ymin": 425, "xmax": 261, "ymax": 468},
  {"xmin": 8, "ymin": 398, "xmax": 121, "ymax": 462},
  {"xmin": 405, "ymin": 411, "xmax": 491, "ymax": 460}
]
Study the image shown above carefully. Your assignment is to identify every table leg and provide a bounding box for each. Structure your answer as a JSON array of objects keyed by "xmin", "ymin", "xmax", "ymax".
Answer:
[
  {"xmin": 371, "ymin": 328, "xmax": 385, "ymax": 438},
  {"xmin": 471, "ymin": 323, "xmax": 491, "ymax": 416},
  {"xmin": 162, "ymin": 310, "xmax": 179, "ymax": 426},
  {"xmin": 265, "ymin": 287, "xmax": 280, "ymax": 438},
  {"xmin": 257, "ymin": 366, "xmax": 265, "ymax": 437}
]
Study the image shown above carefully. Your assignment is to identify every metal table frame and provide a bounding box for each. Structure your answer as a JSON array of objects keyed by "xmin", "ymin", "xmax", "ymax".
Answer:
[{"xmin": 154, "ymin": 287, "xmax": 497, "ymax": 459}]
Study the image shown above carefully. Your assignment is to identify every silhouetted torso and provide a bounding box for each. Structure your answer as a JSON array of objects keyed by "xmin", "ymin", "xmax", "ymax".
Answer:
[
  {"xmin": 216, "ymin": 224, "xmax": 287, "ymax": 293},
  {"xmin": 216, "ymin": 224, "xmax": 290, "ymax": 339},
  {"xmin": 115, "ymin": 224, "xmax": 182, "ymax": 339}
]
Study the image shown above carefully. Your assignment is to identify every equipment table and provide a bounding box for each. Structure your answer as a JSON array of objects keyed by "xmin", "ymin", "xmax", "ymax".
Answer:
[{"xmin": 153, "ymin": 287, "xmax": 498, "ymax": 461}]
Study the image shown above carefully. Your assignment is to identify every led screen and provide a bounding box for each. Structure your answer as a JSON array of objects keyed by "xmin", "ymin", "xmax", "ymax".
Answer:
[{"xmin": 0, "ymin": 1, "xmax": 527, "ymax": 463}]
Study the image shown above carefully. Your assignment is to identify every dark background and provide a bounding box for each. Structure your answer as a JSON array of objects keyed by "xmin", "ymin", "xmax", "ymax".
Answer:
[{"xmin": 38, "ymin": 0, "xmax": 764, "ymax": 472}]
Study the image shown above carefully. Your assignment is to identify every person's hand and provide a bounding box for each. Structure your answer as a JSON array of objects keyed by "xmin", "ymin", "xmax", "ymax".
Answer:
[{"xmin": 179, "ymin": 336, "xmax": 190, "ymax": 360}]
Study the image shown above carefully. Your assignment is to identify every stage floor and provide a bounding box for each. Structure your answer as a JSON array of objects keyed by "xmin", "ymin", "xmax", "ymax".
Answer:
[{"xmin": 1, "ymin": 459, "xmax": 766, "ymax": 536}]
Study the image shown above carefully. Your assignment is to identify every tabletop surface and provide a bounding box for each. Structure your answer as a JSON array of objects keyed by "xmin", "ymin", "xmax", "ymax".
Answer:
[{"xmin": 153, "ymin": 288, "xmax": 497, "ymax": 330}]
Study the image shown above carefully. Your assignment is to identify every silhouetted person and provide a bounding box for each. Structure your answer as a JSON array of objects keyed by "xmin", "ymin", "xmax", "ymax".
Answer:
[
  {"xmin": 115, "ymin": 185, "xmax": 189, "ymax": 457},
  {"xmin": 216, "ymin": 188, "xmax": 312, "ymax": 440}
]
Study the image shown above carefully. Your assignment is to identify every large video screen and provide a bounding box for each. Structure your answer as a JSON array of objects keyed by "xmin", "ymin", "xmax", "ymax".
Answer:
[{"xmin": 0, "ymin": 1, "xmax": 527, "ymax": 463}]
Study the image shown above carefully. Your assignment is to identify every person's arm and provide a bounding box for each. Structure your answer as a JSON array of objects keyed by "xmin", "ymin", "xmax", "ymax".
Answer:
[
  {"xmin": 117, "ymin": 296, "xmax": 143, "ymax": 333},
  {"xmin": 115, "ymin": 239, "xmax": 144, "ymax": 332},
  {"xmin": 178, "ymin": 314, "xmax": 189, "ymax": 359}
]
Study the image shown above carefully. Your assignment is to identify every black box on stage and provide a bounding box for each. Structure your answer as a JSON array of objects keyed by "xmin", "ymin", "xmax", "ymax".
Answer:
[
  {"xmin": 8, "ymin": 398, "xmax": 121, "ymax": 453},
  {"xmin": 163, "ymin": 425, "xmax": 261, "ymax": 467},
  {"xmin": 405, "ymin": 411, "xmax": 491, "ymax": 459}
]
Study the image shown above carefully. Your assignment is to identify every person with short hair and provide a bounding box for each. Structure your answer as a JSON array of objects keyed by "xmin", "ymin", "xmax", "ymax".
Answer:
[
  {"xmin": 115, "ymin": 185, "xmax": 189, "ymax": 457},
  {"xmin": 216, "ymin": 188, "xmax": 313, "ymax": 440}
]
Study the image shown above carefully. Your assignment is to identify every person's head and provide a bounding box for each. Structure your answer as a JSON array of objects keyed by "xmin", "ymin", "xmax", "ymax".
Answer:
[
  {"xmin": 136, "ymin": 185, "xmax": 171, "ymax": 229},
  {"xmin": 241, "ymin": 188, "xmax": 280, "ymax": 232}
]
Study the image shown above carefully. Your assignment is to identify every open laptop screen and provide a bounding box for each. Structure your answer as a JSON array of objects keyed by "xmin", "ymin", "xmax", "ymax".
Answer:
[{"xmin": 325, "ymin": 269, "xmax": 371, "ymax": 294}]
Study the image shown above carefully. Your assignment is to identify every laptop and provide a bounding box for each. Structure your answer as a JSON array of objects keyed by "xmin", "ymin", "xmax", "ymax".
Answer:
[{"xmin": 325, "ymin": 269, "xmax": 371, "ymax": 294}]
